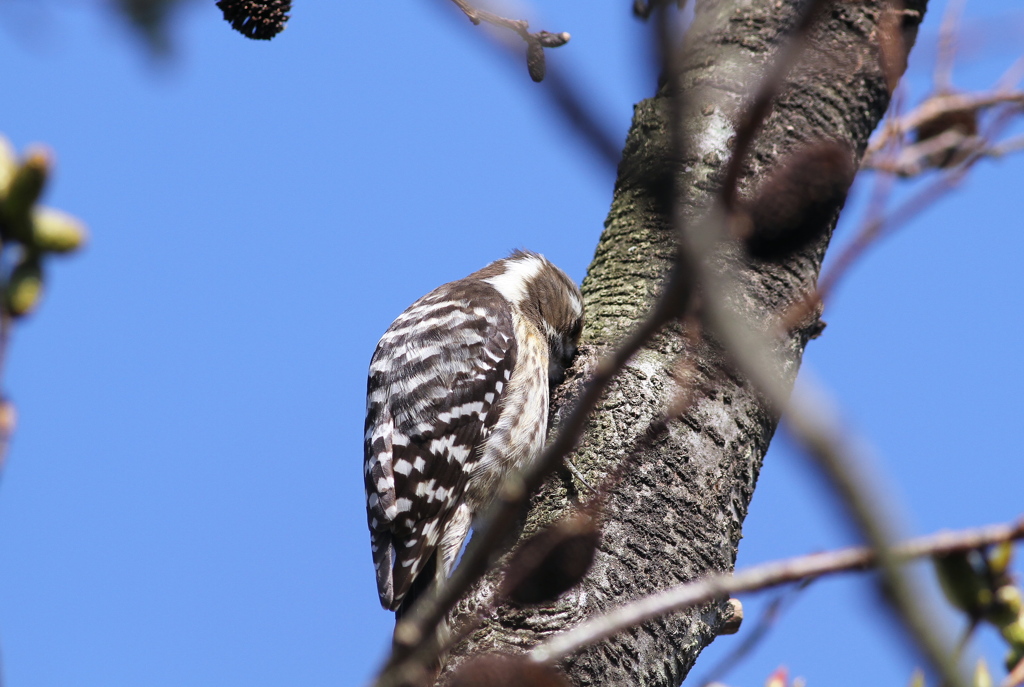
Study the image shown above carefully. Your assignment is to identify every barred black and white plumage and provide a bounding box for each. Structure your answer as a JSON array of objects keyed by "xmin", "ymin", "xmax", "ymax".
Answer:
[{"xmin": 364, "ymin": 250, "xmax": 584, "ymax": 616}]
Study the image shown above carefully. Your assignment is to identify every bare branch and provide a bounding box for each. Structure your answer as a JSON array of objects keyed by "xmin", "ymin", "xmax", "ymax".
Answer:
[
  {"xmin": 1002, "ymin": 656, "xmax": 1024, "ymax": 687},
  {"xmin": 539, "ymin": 67, "xmax": 623, "ymax": 169},
  {"xmin": 446, "ymin": 0, "xmax": 569, "ymax": 82},
  {"xmin": 807, "ymin": 86, "xmax": 1024, "ymax": 315},
  {"xmin": 438, "ymin": 0, "xmax": 620, "ymax": 167},
  {"xmin": 933, "ymin": 0, "xmax": 966, "ymax": 92},
  {"xmin": 989, "ymin": 133, "xmax": 1024, "ymax": 157},
  {"xmin": 865, "ymin": 129, "xmax": 979, "ymax": 176},
  {"xmin": 995, "ymin": 55, "xmax": 1024, "ymax": 93},
  {"xmin": 527, "ymin": 519, "xmax": 1024, "ymax": 665},
  {"xmin": 448, "ymin": 0, "xmax": 568, "ymax": 46},
  {"xmin": 863, "ymin": 90, "xmax": 1024, "ymax": 161}
]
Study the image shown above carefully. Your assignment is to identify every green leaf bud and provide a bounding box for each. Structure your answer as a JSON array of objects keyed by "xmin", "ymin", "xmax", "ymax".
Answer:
[
  {"xmin": 5, "ymin": 256, "xmax": 43, "ymax": 317},
  {"xmin": 0, "ymin": 136, "xmax": 16, "ymax": 194},
  {"xmin": 30, "ymin": 207, "xmax": 88, "ymax": 253},
  {"xmin": 2, "ymin": 148, "xmax": 51, "ymax": 241}
]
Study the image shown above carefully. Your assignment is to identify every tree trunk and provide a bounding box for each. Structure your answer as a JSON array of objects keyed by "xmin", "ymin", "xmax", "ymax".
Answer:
[{"xmin": 442, "ymin": 0, "xmax": 926, "ymax": 684}]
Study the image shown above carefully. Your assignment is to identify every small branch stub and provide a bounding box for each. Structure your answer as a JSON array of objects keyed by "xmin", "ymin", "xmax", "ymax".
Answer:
[{"xmin": 718, "ymin": 597, "xmax": 744, "ymax": 635}]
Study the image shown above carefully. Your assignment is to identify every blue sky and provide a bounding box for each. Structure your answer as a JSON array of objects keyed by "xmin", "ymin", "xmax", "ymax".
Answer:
[{"xmin": 0, "ymin": 1, "xmax": 1020, "ymax": 686}]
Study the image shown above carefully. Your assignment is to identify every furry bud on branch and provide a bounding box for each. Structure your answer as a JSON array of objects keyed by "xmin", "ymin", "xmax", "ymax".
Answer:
[
  {"xmin": 740, "ymin": 140, "xmax": 855, "ymax": 261},
  {"xmin": 526, "ymin": 39, "xmax": 545, "ymax": 83},
  {"xmin": 500, "ymin": 512, "xmax": 600, "ymax": 605}
]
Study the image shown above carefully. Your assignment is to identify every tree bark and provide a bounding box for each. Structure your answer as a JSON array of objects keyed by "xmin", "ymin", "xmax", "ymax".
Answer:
[{"xmin": 442, "ymin": 0, "xmax": 926, "ymax": 684}]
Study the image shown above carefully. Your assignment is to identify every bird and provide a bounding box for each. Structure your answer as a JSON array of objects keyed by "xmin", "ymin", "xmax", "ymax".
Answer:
[{"xmin": 364, "ymin": 250, "xmax": 584, "ymax": 618}]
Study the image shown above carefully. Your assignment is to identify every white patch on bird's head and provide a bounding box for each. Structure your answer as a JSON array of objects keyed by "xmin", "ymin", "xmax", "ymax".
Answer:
[
  {"xmin": 474, "ymin": 249, "xmax": 583, "ymax": 385},
  {"xmin": 483, "ymin": 253, "xmax": 546, "ymax": 308},
  {"xmin": 566, "ymin": 288, "xmax": 583, "ymax": 324}
]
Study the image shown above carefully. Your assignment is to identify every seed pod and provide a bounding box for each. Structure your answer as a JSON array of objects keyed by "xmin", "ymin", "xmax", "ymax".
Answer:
[
  {"xmin": 30, "ymin": 207, "xmax": 88, "ymax": 253},
  {"xmin": 5, "ymin": 256, "xmax": 44, "ymax": 317},
  {"xmin": 527, "ymin": 40, "xmax": 546, "ymax": 83},
  {"xmin": 449, "ymin": 654, "xmax": 569, "ymax": 687},
  {"xmin": 500, "ymin": 512, "xmax": 599, "ymax": 605},
  {"xmin": 216, "ymin": 0, "xmax": 291, "ymax": 40},
  {"xmin": 741, "ymin": 140, "xmax": 855, "ymax": 261}
]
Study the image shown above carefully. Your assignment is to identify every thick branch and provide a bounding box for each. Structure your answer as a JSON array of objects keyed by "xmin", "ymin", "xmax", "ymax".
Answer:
[{"xmin": 441, "ymin": 0, "xmax": 926, "ymax": 684}]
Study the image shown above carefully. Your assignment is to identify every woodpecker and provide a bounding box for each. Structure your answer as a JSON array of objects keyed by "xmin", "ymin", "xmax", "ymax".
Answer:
[{"xmin": 364, "ymin": 250, "xmax": 584, "ymax": 616}]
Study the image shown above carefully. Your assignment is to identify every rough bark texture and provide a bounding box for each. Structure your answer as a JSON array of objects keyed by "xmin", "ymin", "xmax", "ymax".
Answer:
[{"xmin": 442, "ymin": 0, "xmax": 925, "ymax": 684}]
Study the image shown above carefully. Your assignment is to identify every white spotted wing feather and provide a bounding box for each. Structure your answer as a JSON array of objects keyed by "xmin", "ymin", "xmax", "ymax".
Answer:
[{"xmin": 364, "ymin": 281, "xmax": 516, "ymax": 611}]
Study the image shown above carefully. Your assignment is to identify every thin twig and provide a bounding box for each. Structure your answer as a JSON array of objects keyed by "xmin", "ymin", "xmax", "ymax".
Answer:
[
  {"xmin": 781, "ymin": 384, "xmax": 970, "ymax": 687},
  {"xmin": 994, "ymin": 55, "xmax": 1024, "ymax": 94},
  {"xmin": 865, "ymin": 129, "xmax": 977, "ymax": 176},
  {"xmin": 933, "ymin": 0, "xmax": 966, "ymax": 93},
  {"xmin": 988, "ymin": 133, "xmax": 1024, "ymax": 157},
  {"xmin": 1002, "ymin": 656, "xmax": 1024, "ymax": 687},
  {"xmin": 442, "ymin": 0, "xmax": 619, "ymax": 167},
  {"xmin": 540, "ymin": 67, "xmax": 623, "ymax": 168},
  {"xmin": 446, "ymin": 0, "xmax": 570, "ymax": 83},
  {"xmin": 808, "ymin": 88, "xmax": 1024, "ymax": 315},
  {"xmin": 863, "ymin": 91, "xmax": 1024, "ymax": 160},
  {"xmin": 448, "ymin": 0, "xmax": 567, "ymax": 45},
  {"xmin": 527, "ymin": 519, "xmax": 1024, "ymax": 665}
]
